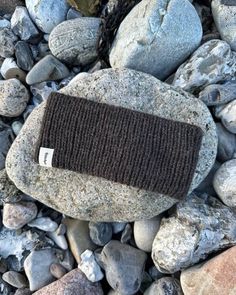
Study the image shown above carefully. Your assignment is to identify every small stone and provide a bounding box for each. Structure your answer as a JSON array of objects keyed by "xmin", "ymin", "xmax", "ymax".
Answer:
[
  {"xmin": 2, "ymin": 271, "xmax": 28, "ymax": 288},
  {"xmin": 64, "ymin": 218, "xmax": 96, "ymax": 263},
  {"xmin": 110, "ymin": 0, "xmax": 202, "ymax": 80},
  {"xmin": 11, "ymin": 6, "xmax": 39, "ymax": 41},
  {"xmin": 213, "ymin": 159, "xmax": 236, "ymax": 208},
  {"xmin": 0, "ymin": 78, "xmax": 29, "ymax": 117},
  {"xmin": 144, "ymin": 277, "xmax": 183, "ymax": 295},
  {"xmin": 26, "ymin": 0, "xmax": 69, "ymax": 33},
  {"xmin": 55, "ymin": 224, "xmax": 67, "ymax": 236},
  {"xmin": 0, "ymin": 28, "xmax": 17, "ymax": 58},
  {"xmin": 11, "ymin": 121, "xmax": 23, "ymax": 136},
  {"xmin": 181, "ymin": 246, "xmax": 236, "ymax": 295},
  {"xmin": 67, "ymin": 8, "xmax": 82, "ymax": 20},
  {"xmin": 1, "ymin": 57, "xmax": 26, "ymax": 82},
  {"xmin": 49, "ymin": 18, "xmax": 101, "ymax": 66},
  {"xmin": 198, "ymin": 81, "xmax": 236, "ymax": 106},
  {"xmin": 26, "ymin": 55, "xmax": 70, "ymax": 85},
  {"xmin": 218, "ymin": 99, "xmax": 236, "ymax": 133},
  {"xmin": 0, "ymin": 258, "xmax": 7, "ymax": 273},
  {"xmin": 15, "ymin": 41, "xmax": 34, "ymax": 71},
  {"xmin": 148, "ymin": 266, "xmax": 164, "ymax": 281},
  {"xmin": 3, "ymin": 202, "xmax": 37, "ymax": 230},
  {"xmin": 60, "ymin": 250, "xmax": 75, "ymax": 271},
  {"xmin": 172, "ymin": 40, "xmax": 236, "ymax": 93},
  {"xmin": 134, "ymin": 216, "xmax": 161, "ymax": 252},
  {"xmin": 101, "ymin": 240, "xmax": 147, "ymax": 294},
  {"xmin": 152, "ymin": 193, "xmax": 236, "ymax": 273},
  {"xmin": 30, "ymin": 81, "xmax": 59, "ymax": 104},
  {"xmin": 212, "ymin": 0, "xmax": 236, "ymax": 50},
  {"xmin": 216, "ymin": 123, "xmax": 236, "ymax": 162},
  {"xmin": 89, "ymin": 222, "xmax": 113, "ymax": 246},
  {"xmin": 28, "ymin": 217, "xmax": 58, "ymax": 232},
  {"xmin": 14, "ymin": 288, "xmax": 32, "ymax": 295},
  {"xmin": 0, "ymin": 169, "xmax": 20, "ymax": 204},
  {"xmin": 0, "ymin": 277, "xmax": 13, "ymax": 295},
  {"xmin": 0, "ymin": 0, "xmax": 24, "ymax": 15},
  {"xmin": 78, "ymin": 249, "xmax": 104, "ymax": 282},
  {"xmin": 111, "ymin": 222, "xmax": 127, "ymax": 234},
  {"xmin": 0, "ymin": 121, "xmax": 14, "ymax": 167},
  {"xmin": 24, "ymin": 249, "xmax": 60, "ymax": 291},
  {"xmin": 36, "ymin": 42, "xmax": 50, "ymax": 60},
  {"xmin": 0, "ymin": 17, "xmax": 10, "ymax": 29},
  {"xmin": 49, "ymin": 263, "xmax": 67, "ymax": 279},
  {"xmin": 32, "ymin": 269, "xmax": 103, "ymax": 295},
  {"xmin": 47, "ymin": 231, "xmax": 68, "ymax": 250},
  {"xmin": 120, "ymin": 223, "xmax": 132, "ymax": 244}
]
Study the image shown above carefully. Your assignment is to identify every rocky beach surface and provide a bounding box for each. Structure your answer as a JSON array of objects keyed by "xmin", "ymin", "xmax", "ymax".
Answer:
[{"xmin": 0, "ymin": 0, "xmax": 236, "ymax": 294}]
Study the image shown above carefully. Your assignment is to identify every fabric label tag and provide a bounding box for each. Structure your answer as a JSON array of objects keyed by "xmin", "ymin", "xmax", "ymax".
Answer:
[{"xmin": 39, "ymin": 147, "xmax": 54, "ymax": 167}]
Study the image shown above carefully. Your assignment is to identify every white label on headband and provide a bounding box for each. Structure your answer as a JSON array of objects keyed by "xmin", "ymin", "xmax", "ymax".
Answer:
[{"xmin": 39, "ymin": 147, "xmax": 54, "ymax": 167}]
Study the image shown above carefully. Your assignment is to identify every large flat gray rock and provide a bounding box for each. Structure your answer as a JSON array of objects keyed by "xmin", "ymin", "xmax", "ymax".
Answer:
[{"xmin": 6, "ymin": 69, "xmax": 217, "ymax": 222}]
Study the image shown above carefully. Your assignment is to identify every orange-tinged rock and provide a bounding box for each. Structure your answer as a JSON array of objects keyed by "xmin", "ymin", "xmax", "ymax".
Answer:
[{"xmin": 181, "ymin": 246, "xmax": 236, "ymax": 295}]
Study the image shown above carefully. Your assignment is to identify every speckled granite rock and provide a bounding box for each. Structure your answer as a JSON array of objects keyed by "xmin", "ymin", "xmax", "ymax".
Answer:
[
  {"xmin": 49, "ymin": 18, "xmax": 101, "ymax": 66},
  {"xmin": 0, "ymin": 78, "xmax": 29, "ymax": 117},
  {"xmin": 110, "ymin": 0, "xmax": 202, "ymax": 80},
  {"xmin": 152, "ymin": 193, "xmax": 236, "ymax": 273},
  {"xmin": 172, "ymin": 40, "xmax": 236, "ymax": 93},
  {"xmin": 144, "ymin": 277, "xmax": 183, "ymax": 295},
  {"xmin": 0, "ymin": 120, "xmax": 14, "ymax": 170},
  {"xmin": 6, "ymin": 69, "xmax": 217, "ymax": 221},
  {"xmin": 213, "ymin": 159, "xmax": 236, "ymax": 208},
  {"xmin": 181, "ymin": 246, "xmax": 236, "ymax": 295},
  {"xmin": 212, "ymin": 0, "xmax": 236, "ymax": 51},
  {"xmin": 33, "ymin": 269, "xmax": 103, "ymax": 295}
]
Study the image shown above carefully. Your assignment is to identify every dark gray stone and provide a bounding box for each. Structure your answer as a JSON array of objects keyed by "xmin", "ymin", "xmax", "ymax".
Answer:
[
  {"xmin": 11, "ymin": 6, "xmax": 39, "ymax": 41},
  {"xmin": 15, "ymin": 41, "xmax": 34, "ymax": 71},
  {"xmin": 216, "ymin": 122, "xmax": 236, "ymax": 161},
  {"xmin": 0, "ymin": 0, "xmax": 24, "ymax": 16},
  {"xmin": 120, "ymin": 223, "xmax": 132, "ymax": 244},
  {"xmin": 89, "ymin": 222, "xmax": 113, "ymax": 246},
  {"xmin": 101, "ymin": 240, "xmax": 147, "ymax": 294},
  {"xmin": 144, "ymin": 277, "xmax": 183, "ymax": 295},
  {"xmin": 198, "ymin": 81, "xmax": 236, "ymax": 106},
  {"xmin": 2, "ymin": 271, "xmax": 28, "ymax": 288},
  {"xmin": 26, "ymin": 55, "xmax": 70, "ymax": 85},
  {"xmin": 0, "ymin": 169, "xmax": 21, "ymax": 205}
]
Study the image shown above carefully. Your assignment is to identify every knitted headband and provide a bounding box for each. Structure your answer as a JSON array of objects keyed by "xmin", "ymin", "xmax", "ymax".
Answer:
[{"xmin": 35, "ymin": 92, "xmax": 203, "ymax": 200}]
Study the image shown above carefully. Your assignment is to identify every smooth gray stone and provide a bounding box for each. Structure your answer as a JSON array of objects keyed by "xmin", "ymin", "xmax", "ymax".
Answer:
[
  {"xmin": 120, "ymin": 223, "xmax": 132, "ymax": 244},
  {"xmin": 101, "ymin": 240, "xmax": 147, "ymax": 294},
  {"xmin": 0, "ymin": 17, "xmax": 10, "ymax": 29},
  {"xmin": 212, "ymin": 0, "xmax": 236, "ymax": 50},
  {"xmin": 89, "ymin": 222, "xmax": 113, "ymax": 246},
  {"xmin": 6, "ymin": 68, "xmax": 217, "ymax": 222},
  {"xmin": 172, "ymin": 40, "xmax": 236, "ymax": 93},
  {"xmin": 24, "ymin": 249, "xmax": 60, "ymax": 291},
  {"xmin": 144, "ymin": 277, "xmax": 183, "ymax": 295},
  {"xmin": 2, "ymin": 271, "xmax": 28, "ymax": 288},
  {"xmin": 26, "ymin": 55, "xmax": 70, "ymax": 85},
  {"xmin": 0, "ymin": 120, "xmax": 14, "ymax": 170},
  {"xmin": 67, "ymin": 8, "xmax": 82, "ymax": 20},
  {"xmin": 49, "ymin": 18, "xmax": 101, "ymax": 66},
  {"xmin": 11, "ymin": 6, "xmax": 39, "ymax": 41},
  {"xmin": 216, "ymin": 122, "xmax": 236, "ymax": 161},
  {"xmin": 25, "ymin": 0, "xmax": 69, "ymax": 33},
  {"xmin": 0, "ymin": 78, "xmax": 29, "ymax": 117},
  {"xmin": 0, "ymin": 28, "xmax": 17, "ymax": 58},
  {"xmin": 152, "ymin": 193, "xmax": 236, "ymax": 273},
  {"xmin": 198, "ymin": 81, "xmax": 236, "ymax": 106},
  {"xmin": 213, "ymin": 159, "xmax": 236, "ymax": 208},
  {"xmin": 110, "ymin": 0, "xmax": 202, "ymax": 80},
  {"xmin": 15, "ymin": 41, "xmax": 34, "ymax": 71},
  {"xmin": 218, "ymin": 99, "xmax": 236, "ymax": 133}
]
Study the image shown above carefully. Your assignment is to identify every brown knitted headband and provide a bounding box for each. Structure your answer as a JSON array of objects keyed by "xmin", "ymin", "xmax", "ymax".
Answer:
[{"xmin": 35, "ymin": 92, "xmax": 203, "ymax": 200}]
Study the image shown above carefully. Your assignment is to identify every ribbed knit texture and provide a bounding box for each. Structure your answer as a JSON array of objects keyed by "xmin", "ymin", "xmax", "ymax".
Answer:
[{"xmin": 35, "ymin": 92, "xmax": 203, "ymax": 200}]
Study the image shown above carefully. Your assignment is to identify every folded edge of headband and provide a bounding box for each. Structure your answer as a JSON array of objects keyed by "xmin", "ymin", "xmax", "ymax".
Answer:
[{"xmin": 35, "ymin": 92, "xmax": 203, "ymax": 200}]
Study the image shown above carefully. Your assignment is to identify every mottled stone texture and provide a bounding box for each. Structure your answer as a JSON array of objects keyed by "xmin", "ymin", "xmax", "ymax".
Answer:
[
  {"xmin": 33, "ymin": 269, "xmax": 103, "ymax": 295},
  {"xmin": 152, "ymin": 193, "xmax": 236, "ymax": 273},
  {"xmin": 181, "ymin": 246, "xmax": 236, "ymax": 295}
]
